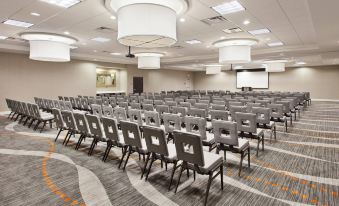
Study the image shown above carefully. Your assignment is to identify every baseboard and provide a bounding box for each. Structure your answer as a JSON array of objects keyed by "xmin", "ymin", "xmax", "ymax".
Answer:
[{"xmin": 312, "ymin": 99, "xmax": 339, "ymax": 102}]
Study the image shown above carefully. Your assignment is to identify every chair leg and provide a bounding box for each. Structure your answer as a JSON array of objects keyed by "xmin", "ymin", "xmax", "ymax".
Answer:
[
  {"xmin": 145, "ymin": 155, "xmax": 156, "ymax": 181},
  {"xmin": 256, "ymin": 139, "xmax": 260, "ymax": 157},
  {"xmin": 28, "ymin": 119, "xmax": 35, "ymax": 128},
  {"xmin": 239, "ymin": 151, "xmax": 244, "ymax": 177},
  {"xmin": 103, "ymin": 142, "xmax": 112, "ymax": 162},
  {"xmin": 63, "ymin": 131, "xmax": 70, "ymax": 145},
  {"xmin": 34, "ymin": 121, "xmax": 41, "ymax": 131},
  {"xmin": 274, "ymin": 125, "xmax": 277, "ymax": 140},
  {"xmin": 204, "ymin": 173, "xmax": 213, "ymax": 206},
  {"xmin": 118, "ymin": 146, "xmax": 128, "ymax": 169},
  {"xmin": 168, "ymin": 161, "xmax": 178, "ymax": 191},
  {"xmin": 54, "ymin": 128, "xmax": 62, "ymax": 142},
  {"xmin": 220, "ymin": 165, "xmax": 224, "ymax": 190},
  {"xmin": 174, "ymin": 165, "xmax": 185, "ymax": 194},
  {"xmin": 88, "ymin": 139, "xmax": 96, "ymax": 155},
  {"xmin": 40, "ymin": 121, "xmax": 47, "ymax": 133},
  {"xmin": 75, "ymin": 134, "xmax": 84, "ymax": 150},
  {"xmin": 262, "ymin": 134, "xmax": 265, "ymax": 151},
  {"xmin": 102, "ymin": 142, "xmax": 111, "ymax": 162},
  {"xmin": 122, "ymin": 147, "xmax": 132, "ymax": 171},
  {"xmin": 285, "ymin": 120, "xmax": 288, "ymax": 132},
  {"xmin": 65, "ymin": 132, "xmax": 73, "ymax": 146},
  {"xmin": 247, "ymin": 147, "xmax": 250, "ymax": 167},
  {"xmin": 89, "ymin": 140, "xmax": 98, "ymax": 156},
  {"xmin": 141, "ymin": 153, "xmax": 151, "ymax": 179}
]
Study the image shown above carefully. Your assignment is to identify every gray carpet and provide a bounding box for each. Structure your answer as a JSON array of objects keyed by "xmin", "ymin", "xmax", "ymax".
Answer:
[{"xmin": 0, "ymin": 101, "xmax": 338, "ymax": 206}]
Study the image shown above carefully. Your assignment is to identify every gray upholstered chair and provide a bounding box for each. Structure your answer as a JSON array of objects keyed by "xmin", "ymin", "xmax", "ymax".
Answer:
[
  {"xmin": 61, "ymin": 110, "xmax": 78, "ymax": 146},
  {"xmin": 109, "ymin": 97, "xmax": 117, "ymax": 107},
  {"xmin": 131, "ymin": 102, "xmax": 141, "ymax": 110},
  {"xmin": 75, "ymin": 98, "xmax": 82, "ymax": 110},
  {"xmin": 128, "ymin": 109, "xmax": 143, "ymax": 127},
  {"xmin": 114, "ymin": 107, "xmax": 127, "ymax": 124},
  {"xmin": 163, "ymin": 113, "xmax": 182, "ymax": 142},
  {"xmin": 173, "ymin": 131, "xmax": 223, "ymax": 206},
  {"xmin": 154, "ymin": 100, "xmax": 164, "ymax": 106},
  {"xmin": 185, "ymin": 116, "xmax": 215, "ymax": 151},
  {"xmin": 235, "ymin": 112, "xmax": 264, "ymax": 156},
  {"xmin": 101, "ymin": 117, "xmax": 126, "ymax": 162},
  {"xmin": 252, "ymin": 107, "xmax": 276, "ymax": 142},
  {"xmin": 229, "ymin": 101, "xmax": 243, "ymax": 107},
  {"xmin": 80, "ymin": 98, "xmax": 91, "ymax": 111},
  {"xmin": 144, "ymin": 111, "xmax": 161, "ymax": 127},
  {"xmin": 246, "ymin": 103, "xmax": 261, "ymax": 113},
  {"xmin": 59, "ymin": 100, "xmax": 66, "ymax": 110},
  {"xmin": 91, "ymin": 104, "xmax": 102, "ymax": 118},
  {"xmin": 142, "ymin": 125, "xmax": 178, "ymax": 186},
  {"xmin": 213, "ymin": 120, "xmax": 250, "ymax": 176},
  {"xmin": 31, "ymin": 104, "xmax": 54, "ymax": 132},
  {"xmin": 102, "ymin": 105, "xmax": 114, "ymax": 118},
  {"xmin": 53, "ymin": 100, "xmax": 61, "ymax": 109},
  {"xmin": 276, "ymin": 100, "xmax": 293, "ymax": 125},
  {"xmin": 119, "ymin": 121, "xmax": 148, "ymax": 171},
  {"xmin": 86, "ymin": 114, "xmax": 107, "ymax": 156},
  {"xmin": 52, "ymin": 108, "xmax": 67, "ymax": 142},
  {"xmin": 211, "ymin": 104, "xmax": 226, "ymax": 111},
  {"xmin": 118, "ymin": 102, "xmax": 129, "ymax": 114},
  {"xmin": 179, "ymin": 101, "xmax": 191, "ymax": 110},
  {"xmin": 165, "ymin": 101, "xmax": 177, "ymax": 112},
  {"xmin": 186, "ymin": 99, "xmax": 196, "ymax": 106},
  {"xmin": 210, "ymin": 110, "xmax": 229, "ymax": 121},
  {"xmin": 268, "ymin": 103, "xmax": 288, "ymax": 132},
  {"xmin": 142, "ymin": 103, "xmax": 154, "ymax": 112},
  {"xmin": 172, "ymin": 106, "xmax": 187, "ymax": 124},
  {"xmin": 143, "ymin": 99, "xmax": 153, "ymax": 105},
  {"xmin": 73, "ymin": 112, "xmax": 91, "ymax": 150},
  {"xmin": 229, "ymin": 105, "xmax": 246, "ymax": 121},
  {"xmin": 156, "ymin": 105, "xmax": 169, "ymax": 120},
  {"xmin": 188, "ymin": 108, "xmax": 206, "ymax": 118},
  {"xmin": 255, "ymin": 99, "xmax": 270, "ymax": 107},
  {"xmin": 64, "ymin": 101, "xmax": 73, "ymax": 111}
]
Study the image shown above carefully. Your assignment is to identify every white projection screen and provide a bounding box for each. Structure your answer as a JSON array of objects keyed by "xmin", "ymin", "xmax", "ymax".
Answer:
[{"xmin": 236, "ymin": 71, "xmax": 269, "ymax": 89}]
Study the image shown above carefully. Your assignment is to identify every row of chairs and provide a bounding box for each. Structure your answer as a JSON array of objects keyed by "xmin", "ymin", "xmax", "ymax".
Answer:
[{"xmin": 5, "ymin": 99, "xmax": 54, "ymax": 132}]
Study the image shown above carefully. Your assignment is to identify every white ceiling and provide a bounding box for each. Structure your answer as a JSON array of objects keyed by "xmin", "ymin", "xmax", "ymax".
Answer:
[{"xmin": 0, "ymin": 0, "xmax": 339, "ymax": 70}]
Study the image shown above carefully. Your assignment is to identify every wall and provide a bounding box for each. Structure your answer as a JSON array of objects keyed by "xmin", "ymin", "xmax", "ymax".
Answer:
[{"xmin": 193, "ymin": 65, "xmax": 339, "ymax": 100}]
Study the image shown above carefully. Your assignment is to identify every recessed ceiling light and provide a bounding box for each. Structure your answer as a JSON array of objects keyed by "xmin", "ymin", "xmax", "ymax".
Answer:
[
  {"xmin": 212, "ymin": 1, "xmax": 245, "ymax": 15},
  {"xmin": 81, "ymin": 42, "xmax": 87, "ymax": 45},
  {"xmin": 185, "ymin": 39, "xmax": 202, "ymax": 44},
  {"xmin": 0, "ymin": 36, "xmax": 8, "ymax": 40},
  {"xmin": 3, "ymin": 19, "xmax": 34, "ymax": 28},
  {"xmin": 40, "ymin": 0, "xmax": 81, "ymax": 8},
  {"xmin": 91, "ymin": 37, "xmax": 111, "ymax": 42},
  {"xmin": 248, "ymin": 28, "xmax": 270, "ymax": 35},
  {"xmin": 30, "ymin": 12, "xmax": 40, "ymax": 16},
  {"xmin": 94, "ymin": 59, "xmax": 97, "ymax": 61},
  {"xmin": 267, "ymin": 41, "xmax": 284, "ymax": 47},
  {"xmin": 296, "ymin": 61, "xmax": 306, "ymax": 65},
  {"xmin": 180, "ymin": 18, "xmax": 185, "ymax": 22},
  {"xmin": 64, "ymin": 31, "xmax": 70, "ymax": 35},
  {"xmin": 110, "ymin": 15, "xmax": 116, "ymax": 20},
  {"xmin": 266, "ymin": 38, "xmax": 271, "ymax": 41},
  {"xmin": 93, "ymin": 50, "xmax": 97, "ymax": 53},
  {"xmin": 223, "ymin": 27, "xmax": 242, "ymax": 34},
  {"xmin": 110, "ymin": 52, "xmax": 121, "ymax": 56},
  {"xmin": 243, "ymin": 20, "xmax": 250, "ymax": 25},
  {"xmin": 220, "ymin": 36, "xmax": 226, "ymax": 40}
]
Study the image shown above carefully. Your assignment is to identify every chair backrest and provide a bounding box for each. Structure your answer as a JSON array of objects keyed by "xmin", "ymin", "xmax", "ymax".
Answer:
[
  {"xmin": 173, "ymin": 131, "xmax": 204, "ymax": 166},
  {"xmin": 143, "ymin": 126, "xmax": 168, "ymax": 156},
  {"xmin": 91, "ymin": 104, "xmax": 102, "ymax": 118},
  {"xmin": 53, "ymin": 100, "xmax": 60, "ymax": 109},
  {"xmin": 154, "ymin": 100, "xmax": 164, "ymax": 106},
  {"xmin": 102, "ymin": 105, "xmax": 114, "ymax": 118},
  {"xmin": 165, "ymin": 101, "xmax": 177, "ymax": 110},
  {"xmin": 143, "ymin": 99, "xmax": 153, "ymax": 105},
  {"xmin": 73, "ymin": 112, "xmax": 90, "ymax": 134},
  {"xmin": 188, "ymin": 108, "xmax": 206, "ymax": 118},
  {"xmin": 118, "ymin": 102, "xmax": 129, "ymax": 113},
  {"xmin": 172, "ymin": 106, "xmax": 187, "ymax": 117},
  {"xmin": 31, "ymin": 104, "xmax": 41, "ymax": 119},
  {"xmin": 102, "ymin": 97, "xmax": 109, "ymax": 106},
  {"xmin": 102, "ymin": 117, "xmax": 120, "ymax": 142},
  {"xmin": 129, "ymin": 109, "xmax": 143, "ymax": 126},
  {"xmin": 64, "ymin": 101, "xmax": 73, "ymax": 111},
  {"xmin": 164, "ymin": 98, "xmax": 173, "ymax": 102},
  {"xmin": 252, "ymin": 107, "xmax": 271, "ymax": 125},
  {"xmin": 80, "ymin": 98, "xmax": 90, "ymax": 110},
  {"xmin": 210, "ymin": 110, "xmax": 228, "ymax": 121},
  {"xmin": 144, "ymin": 111, "xmax": 161, "ymax": 127},
  {"xmin": 59, "ymin": 100, "xmax": 66, "ymax": 110},
  {"xmin": 109, "ymin": 97, "xmax": 117, "ymax": 107},
  {"xmin": 185, "ymin": 116, "xmax": 207, "ymax": 140},
  {"xmin": 235, "ymin": 112, "xmax": 257, "ymax": 133},
  {"xmin": 229, "ymin": 101, "xmax": 243, "ymax": 107},
  {"xmin": 229, "ymin": 106, "xmax": 246, "ymax": 120},
  {"xmin": 114, "ymin": 107, "xmax": 127, "ymax": 123},
  {"xmin": 211, "ymin": 104, "xmax": 225, "ymax": 111},
  {"xmin": 61, "ymin": 110, "xmax": 77, "ymax": 130},
  {"xmin": 255, "ymin": 100, "xmax": 270, "ymax": 107},
  {"xmin": 267, "ymin": 103, "xmax": 284, "ymax": 118},
  {"xmin": 70, "ymin": 97, "xmax": 76, "ymax": 107},
  {"xmin": 180, "ymin": 102, "xmax": 191, "ymax": 110},
  {"xmin": 212, "ymin": 120, "xmax": 238, "ymax": 146},
  {"xmin": 156, "ymin": 105, "xmax": 169, "ymax": 114},
  {"xmin": 52, "ymin": 108, "xmax": 65, "ymax": 128},
  {"xmin": 131, "ymin": 102, "xmax": 141, "ymax": 110},
  {"xmin": 86, "ymin": 114, "xmax": 104, "ymax": 138},
  {"xmin": 143, "ymin": 103, "xmax": 154, "ymax": 111},
  {"xmin": 199, "ymin": 99, "xmax": 210, "ymax": 104},
  {"xmin": 75, "ymin": 98, "xmax": 82, "ymax": 109},
  {"xmin": 186, "ymin": 99, "xmax": 196, "ymax": 106},
  {"xmin": 213, "ymin": 100, "xmax": 225, "ymax": 106},
  {"xmin": 163, "ymin": 113, "xmax": 181, "ymax": 133},
  {"xmin": 247, "ymin": 103, "xmax": 261, "ymax": 113},
  {"xmin": 120, "ymin": 120, "xmax": 143, "ymax": 148},
  {"xmin": 276, "ymin": 101, "xmax": 290, "ymax": 113}
]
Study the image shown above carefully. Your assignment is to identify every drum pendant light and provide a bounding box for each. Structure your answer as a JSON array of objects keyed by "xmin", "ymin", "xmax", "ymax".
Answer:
[{"xmin": 135, "ymin": 53, "xmax": 164, "ymax": 69}]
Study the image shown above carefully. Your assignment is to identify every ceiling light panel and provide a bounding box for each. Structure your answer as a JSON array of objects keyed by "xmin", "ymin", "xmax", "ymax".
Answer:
[
  {"xmin": 185, "ymin": 39, "xmax": 202, "ymax": 44},
  {"xmin": 248, "ymin": 28, "xmax": 270, "ymax": 35},
  {"xmin": 3, "ymin": 19, "xmax": 34, "ymax": 28},
  {"xmin": 91, "ymin": 37, "xmax": 111, "ymax": 42},
  {"xmin": 40, "ymin": 0, "xmax": 81, "ymax": 8},
  {"xmin": 0, "ymin": 36, "xmax": 8, "ymax": 40},
  {"xmin": 223, "ymin": 27, "xmax": 242, "ymax": 34},
  {"xmin": 212, "ymin": 1, "xmax": 245, "ymax": 15},
  {"xmin": 267, "ymin": 41, "xmax": 284, "ymax": 47}
]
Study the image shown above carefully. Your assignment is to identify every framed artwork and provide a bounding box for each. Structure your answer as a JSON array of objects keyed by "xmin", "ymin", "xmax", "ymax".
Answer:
[{"xmin": 96, "ymin": 70, "xmax": 116, "ymax": 88}]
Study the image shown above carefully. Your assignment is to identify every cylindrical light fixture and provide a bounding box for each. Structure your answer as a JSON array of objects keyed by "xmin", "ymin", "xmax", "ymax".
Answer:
[
  {"xmin": 105, "ymin": 0, "xmax": 188, "ymax": 48},
  {"xmin": 20, "ymin": 32, "xmax": 77, "ymax": 62},
  {"xmin": 264, "ymin": 60, "xmax": 287, "ymax": 72},
  {"xmin": 213, "ymin": 38, "xmax": 258, "ymax": 64},
  {"xmin": 206, "ymin": 65, "xmax": 222, "ymax": 74},
  {"xmin": 135, "ymin": 53, "xmax": 164, "ymax": 69}
]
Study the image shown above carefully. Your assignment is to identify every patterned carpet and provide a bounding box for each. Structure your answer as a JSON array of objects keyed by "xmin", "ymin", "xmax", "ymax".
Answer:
[{"xmin": 0, "ymin": 101, "xmax": 339, "ymax": 206}]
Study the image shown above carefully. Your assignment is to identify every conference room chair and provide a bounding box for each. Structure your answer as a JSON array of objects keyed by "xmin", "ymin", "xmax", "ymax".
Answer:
[
  {"xmin": 246, "ymin": 102, "xmax": 262, "ymax": 113},
  {"xmin": 252, "ymin": 107, "xmax": 276, "ymax": 142},
  {"xmin": 101, "ymin": 117, "xmax": 126, "ymax": 162},
  {"xmin": 164, "ymin": 97, "xmax": 174, "ymax": 102},
  {"xmin": 131, "ymin": 102, "xmax": 141, "ymax": 110},
  {"xmin": 80, "ymin": 98, "xmax": 91, "ymax": 111},
  {"xmin": 114, "ymin": 107, "xmax": 128, "ymax": 126},
  {"xmin": 59, "ymin": 100, "xmax": 66, "ymax": 110},
  {"xmin": 109, "ymin": 97, "xmax": 117, "ymax": 107},
  {"xmin": 235, "ymin": 112, "xmax": 264, "ymax": 156},
  {"xmin": 31, "ymin": 103, "xmax": 54, "ymax": 133},
  {"xmin": 213, "ymin": 120, "xmax": 250, "ymax": 176},
  {"xmin": 179, "ymin": 102, "xmax": 191, "ymax": 111},
  {"xmin": 75, "ymin": 97, "xmax": 82, "ymax": 110},
  {"xmin": 165, "ymin": 101, "xmax": 177, "ymax": 112},
  {"xmin": 91, "ymin": 104, "xmax": 103, "ymax": 118},
  {"xmin": 73, "ymin": 112, "xmax": 92, "ymax": 150},
  {"xmin": 118, "ymin": 102, "xmax": 129, "ymax": 114},
  {"xmin": 229, "ymin": 105, "xmax": 247, "ymax": 121},
  {"xmin": 129, "ymin": 109, "xmax": 144, "ymax": 127},
  {"xmin": 144, "ymin": 111, "xmax": 161, "ymax": 128},
  {"xmin": 276, "ymin": 100, "xmax": 293, "ymax": 125},
  {"xmin": 61, "ymin": 110, "xmax": 79, "ymax": 146},
  {"xmin": 211, "ymin": 104, "xmax": 226, "ymax": 111},
  {"xmin": 194, "ymin": 103, "xmax": 209, "ymax": 116},
  {"xmin": 229, "ymin": 101, "xmax": 243, "ymax": 107},
  {"xmin": 86, "ymin": 114, "xmax": 108, "ymax": 156},
  {"xmin": 175, "ymin": 98, "xmax": 185, "ymax": 104},
  {"xmin": 255, "ymin": 99, "xmax": 270, "ymax": 107},
  {"xmin": 53, "ymin": 100, "xmax": 61, "ymax": 110},
  {"xmin": 119, "ymin": 120, "xmax": 148, "ymax": 171},
  {"xmin": 172, "ymin": 106, "xmax": 187, "ymax": 125},
  {"xmin": 186, "ymin": 98, "xmax": 196, "ymax": 106},
  {"xmin": 102, "ymin": 105, "xmax": 114, "ymax": 118},
  {"xmin": 268, "ymin": 103, "xmax": 288, "ymax": 132},
  {"xmin": 212, "ymin": 100, "xmax": 226, "ymax": 106},
  {"xmin": 173, "ymin": 131, "xmax": 223, "ymax": 206},
  {"xmin": 143, "ymin": 99, "xmax": 154, "ymax": 105},
  {"xmin": 142, "ymin": 103, "xmax": 155, "ymax": 112},
  {"xmin": 58, "ymin": 96, "xmax": 63, "ymax": 101},
  {"xmin": 156, "ymin": 105, "xmax": 170, "ymax": 120},
  {"xmin": 142, "ymin": 125, "xmax": 178, "ymax": 186},
  {"xmin": 163, "ymin": 113, "xmax": 182, "ymax": 142},
  {"xmin": 185, "ymin": 116, "xmax": 215, "ymax": 151},
  {"xmin": 52, "ymin": 108, "xmax": 68, "ymax": 142}
]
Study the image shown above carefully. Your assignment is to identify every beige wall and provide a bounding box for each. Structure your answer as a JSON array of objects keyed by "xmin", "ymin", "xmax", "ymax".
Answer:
[
  {"xmin": 193, "ymin": 65, "xmax": 339, "ymax": 100},
  {"xmin": 0, "ymin": 52, "xmax": 192, "ymax": 111}
]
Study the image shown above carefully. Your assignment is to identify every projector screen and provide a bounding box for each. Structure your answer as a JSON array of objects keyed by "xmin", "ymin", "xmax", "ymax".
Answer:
[{"xmin": 236, "ymin": 71, "xmax": 269, "ymax": 89}]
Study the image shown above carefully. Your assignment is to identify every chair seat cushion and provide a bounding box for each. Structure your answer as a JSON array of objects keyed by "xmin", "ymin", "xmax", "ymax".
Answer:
[
  {"xmin": 165, "ymin": 143, "xmax": 177, "ymax": 161},
  {"xmin": 203, "ymin": 132, "xmax": 215, "ymax": 145},
  {"xmin": 41, "ymin": 114, "xmax": 54, "ymax": 120},
  {"xmin": 199, "ymin": 151, "xmax": 223, "ymax": 173},
  {"xmin": 235, "ymin": 138, "xmax": 249, "ymax": 151}
]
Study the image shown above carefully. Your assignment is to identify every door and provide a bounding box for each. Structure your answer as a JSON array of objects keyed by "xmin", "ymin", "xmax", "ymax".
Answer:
[{"xmin": 133, "ymin": 77, "xmax": 143, "ymax": 94}]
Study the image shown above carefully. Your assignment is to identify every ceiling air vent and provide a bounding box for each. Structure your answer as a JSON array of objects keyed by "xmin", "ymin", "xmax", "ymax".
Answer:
[
  {"xmin": 170, "ymin": 45, "xmax": 184, "ymax": 49},
  {"xmin": 223, "ymin": 27, "xmax": 243, "ymax": 34},
  {"xmin": 96, "ymin": 26, "xmax": 117, "ymax": 34},
  {"xmin": 201, "ymin": 16, "xmax": 228, "ymax": 25}
]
